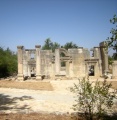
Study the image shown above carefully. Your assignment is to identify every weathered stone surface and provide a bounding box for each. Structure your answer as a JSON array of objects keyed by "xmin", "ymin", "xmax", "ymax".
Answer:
[
  {"xmin": 112, "ymin": 61, "xmax": 117, "ymax": 79},
  {"xmin": 17, "ymin": 41, "xmax": 110, "ymax": 80},
  {"xmin": 17, "ymin": 46, "xmax": 24, "ymax": 80}
]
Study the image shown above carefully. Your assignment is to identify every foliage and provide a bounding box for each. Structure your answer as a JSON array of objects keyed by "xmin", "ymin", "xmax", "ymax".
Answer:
[
  {"xmin": 0, "ymin": 47, "xmax": 17, "ymax": 78},
  {"xmin": 52, "ymin": 42, "xmax": 60, "ymax": 52},
  {"xmin": 42, "ymin": 39, "xmax": 79, "ymax": 52},
  {"xmin": 42, "ymin": 38, "xmax": 60, "ymax": 52},
  {"xmin": 70, "ymin": 78, "xmax": 117, "ymax": 120},
  {"xmin": 107, "ymin": 15, "xmax": 117, "ymax": 60},
  {"xmin": 63, "ymin": 41, "xmax": 78, "ymax": 50},
  {"xmin": 108, "ymin": 56, "xmax": 114, "ymax": 65}
]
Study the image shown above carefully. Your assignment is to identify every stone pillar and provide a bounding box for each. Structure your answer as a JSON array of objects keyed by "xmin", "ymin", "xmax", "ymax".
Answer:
[
  {"xmin": 100, "ymin": 42, "xmax": 108, "ymax": 74},
  {"xmin": 27, "ymin": 51, "xmax": 31, "ymax": 77},
  {"xmin": 94, "ymin": 47, "xmax": 99, "ymax": 58},
  {"xmin": 17, "ymin": 46, "xmax": 24, "ymax": 80},
  {"xmin": 95, "ymin": 62, "xmax": 100, "ymax": 77},
  {"xmin": 23, "ymin": 50, "xmax": 28, "ymax": 77},
  {"xmin": 26, "ymin": 50, "xmax": 29, "ymax": 71},
  {"xmin": 104, "ymin": 51, "xmax": 109, "ymax": 73},
  {"xmin": 51, "ymin": 62, "xmax": 55, "ymax": 79},
  {"xmin": 85, "ymin": 62, "xmax": 89, "ymax": 78},
  {"xmin": 35, "ymin": 45, "xmax": 41, "ymax": 80},
  {"xmin": 66, "ymin": 61, "xmax": 69, "ymax": 77},
  {"xmin": 28, "ymin": 65, "xmax": 31, "ymax": 77},
  {"xmin": 112, "ymin": 61, "xmax": 117, "ymax": 79},
  {"xmin": 69, "ymin": 62, "xmax": 73, "ymax": 77},
  {"xmin": 55, "ymin": 49, "xmax": 60, "ymax": 75}
]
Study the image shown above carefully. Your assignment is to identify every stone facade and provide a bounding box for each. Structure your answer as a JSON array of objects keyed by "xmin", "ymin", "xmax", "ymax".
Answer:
[{"xmin": 17, "ymin": 41, "xmax": 108, "ymax": 80}]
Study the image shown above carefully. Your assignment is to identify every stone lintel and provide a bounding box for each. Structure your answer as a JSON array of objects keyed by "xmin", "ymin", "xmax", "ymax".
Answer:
[
  {"xmin": 94, "ymin": 47, "xmax": 100, "ymax": 48},
  {"xmin": 85, "ymin": 59, "xmax": 99, "ymax": 64},
  {"xmin": 17, "ymin": 46, "xmax": 24, "ymax": 49},
  {"xmin": 78, "ymin": 47, "xmax": 83, "ymax": 49},
  {"xmin": 25, "ymin": 49, "xmax": 36, "ymax": 51},
  {"xmin": 35, "ymin": 45, "xmax": 41, "ymax": 48},
  {"xmin": 85, "ymin": 59, "xmax": 99, "ymax": 61}
]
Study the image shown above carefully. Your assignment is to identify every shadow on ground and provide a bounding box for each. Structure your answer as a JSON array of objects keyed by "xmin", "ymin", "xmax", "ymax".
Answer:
[
  {"xmin": 0, "ymin": 94, "xmax": 33, "ymax": 112},
  {"xmin": 72, "ymin": 112, "xmax": 117, "ymax": 120}
]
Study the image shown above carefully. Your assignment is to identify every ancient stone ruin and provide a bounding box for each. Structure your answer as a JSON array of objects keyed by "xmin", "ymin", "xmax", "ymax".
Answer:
[{"xmin": 17, "ymin": 41, "xmax": 109, "ymax": 80}]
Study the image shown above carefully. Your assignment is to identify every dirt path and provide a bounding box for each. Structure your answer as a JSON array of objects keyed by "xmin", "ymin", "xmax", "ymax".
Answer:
[{"xmin": 0, "ymin": 80, "xmax": 77, "ymax": 114}]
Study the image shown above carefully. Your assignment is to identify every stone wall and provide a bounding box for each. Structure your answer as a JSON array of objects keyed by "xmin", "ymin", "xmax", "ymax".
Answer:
[{"xmin": 17, "ymin": 42, "xmax": 108, "ymax": 80}]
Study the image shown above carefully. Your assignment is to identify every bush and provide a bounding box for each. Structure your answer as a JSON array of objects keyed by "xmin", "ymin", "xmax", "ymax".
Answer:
[
  {"xmin": 70, "ymin": 78, "xmax": 117, "ymax": 120},
  {"xmin": 0, "ymin": 47, "xmax": 17, "ymax": 78}
]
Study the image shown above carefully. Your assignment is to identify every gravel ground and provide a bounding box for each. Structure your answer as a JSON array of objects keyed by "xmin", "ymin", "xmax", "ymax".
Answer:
[{"xmin": 0, "ymin": 80, "xmax": 78, "ymax": 114}]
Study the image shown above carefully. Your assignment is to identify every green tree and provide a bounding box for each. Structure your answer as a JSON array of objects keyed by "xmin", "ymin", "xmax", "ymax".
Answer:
[
  {"xmin": 51, "ymin": 42, "xmax": 60, "ymax": 52},
  {"xmin": 107, "ymin": 15, "xmax": 117, "ymax": 60},
  {"xmin": 63, "ymin": 41, "xmax": 78, "ymax": 50},
  {"xmin": 42, "ymin": 38, "xmax": 60, "ymax": 52},
  {"xmin": 71, "ymin": 78, "xmax": 117, "ymax": 120},
  {"xmin": 108, "ymin": 55, "xmax": 114, "ymax": 65},
  {"xmin": 0, "ymin": 47, "xmax": 17, "ymax": 78},
  {"xmin": 42, "ymin": 38, "xmax": 52, "ymax": 50}
]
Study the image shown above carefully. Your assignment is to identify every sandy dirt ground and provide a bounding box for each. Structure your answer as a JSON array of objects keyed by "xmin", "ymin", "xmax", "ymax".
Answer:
[
  {"xmin": 0, "ymin": 79, "xmax": 117, "ymax": 115},
  {"xmin": 0, "ymin": 80, "xmax": 78, "ymax": 114}
]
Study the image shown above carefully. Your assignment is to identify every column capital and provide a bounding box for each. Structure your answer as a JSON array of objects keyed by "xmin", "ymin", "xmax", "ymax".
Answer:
[
  {"xmin": 35, "ymin": 45, "xmax": 41, "ymax": 48},
  {"xmin": 17, "ymin": 46, "xmax": 24, "ymax": 49}
]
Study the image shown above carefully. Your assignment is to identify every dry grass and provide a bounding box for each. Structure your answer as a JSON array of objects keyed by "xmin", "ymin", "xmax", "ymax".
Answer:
[
  {"xmin": 99, "ymin": 81, "xmax": 117, "ymax": 90},
  {"xmin": 0, "ymin": 113, "xmax": 76, "ymax": 120},
  {"xmin": 0, "ymin": 80, "xmax": 53, "ymax": 91},
  {"xmin": 108, "ymin": 81, "xmax": 117, "ymax": 90}
]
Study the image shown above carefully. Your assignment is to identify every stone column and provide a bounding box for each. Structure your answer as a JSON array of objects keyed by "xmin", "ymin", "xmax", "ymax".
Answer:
[
  {"xmin": 51, "ymin": 62, "xmax": 55, "ymax": 79},
  {"xmin": 94, "ymin": 47, "xmax": 102, "ymax": 76},
  {"xmin": 112, "ymin": 61, "xmax": 117, "ymax": 79},
  {"xmin": 28, "ymin": 66, "xmax": 31, "ymax": 77},
  {"xmin": 85, "ymin": 62, "xmax": 88, "ymax": 78},
  {"xmin": 94, "ymin": 47, "xmax": 99, "ymax": 58},
  {"xmin": 35, "ymin": 45, "xmax": 41, "ymax": 80},
  {"xmin": 100, "ymin": 42, "xmax": 108, "ymax": 74},
  {"xmin": 104, "ymin": 51, "xmax": 109, "ymax": 73},
  {"xmin": 55, "ymin": 49, "xmax": 60, "ymax": 75},
  {"xmin": 23, "ymin": 50, "xmax": 28, "ymax": 77},
  {"xmin": 69, "ymin": 62, "xmax": 73, "ymax": 77},
  {"xmin": 95, "ymin": 62, "xmax": 100, "ymax": 77},
  {"xmin": 27, "ymin": 51, "xmax": 31, "ymax": 77},
  {"xmin": 17, "ymin": 46, "xmax": 24, "ymax": 80},
  {"xmin": 66, "ymin": 61, "xmax": 69, "ymax": 77}
]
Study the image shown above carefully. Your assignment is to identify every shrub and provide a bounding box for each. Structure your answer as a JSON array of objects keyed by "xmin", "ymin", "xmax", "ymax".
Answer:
[{"xmin": 70, "ymin": 78, "xmax": 117, "ymax": 120}]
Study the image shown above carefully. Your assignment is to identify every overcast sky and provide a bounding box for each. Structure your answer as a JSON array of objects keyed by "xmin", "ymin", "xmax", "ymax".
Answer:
[{"xmin": 0, "ymin": 0, "xmax": 117, "ymax": 54}]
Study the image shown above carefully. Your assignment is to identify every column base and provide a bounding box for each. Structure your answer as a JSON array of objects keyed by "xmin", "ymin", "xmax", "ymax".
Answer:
[
  {"xmin": 36, "ymin": 75, "xmax": 42, "ymax": 80},
  {"xmin": 17, "ymin": 74, "xmax": 24, "ymax": 81}
]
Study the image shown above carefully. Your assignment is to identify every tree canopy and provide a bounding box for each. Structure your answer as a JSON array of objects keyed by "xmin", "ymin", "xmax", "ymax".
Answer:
[
  {"xmin": 107, "ymin": 15, "xmax": 117, "ymax": 59},
  {"xmin": 42, "ymin": 38, "xmax": 60, "ymax": 52},
  {"xmin": 0, "ymin": 47, "xmax": 17, "ymax": 78},
  {"xmin": 62, "ymin": 41, "xmax": 78, "ymax": 50},
  {"xmin": 42, "ymin": 38, "xmax": 78, "ymax": 51}
]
